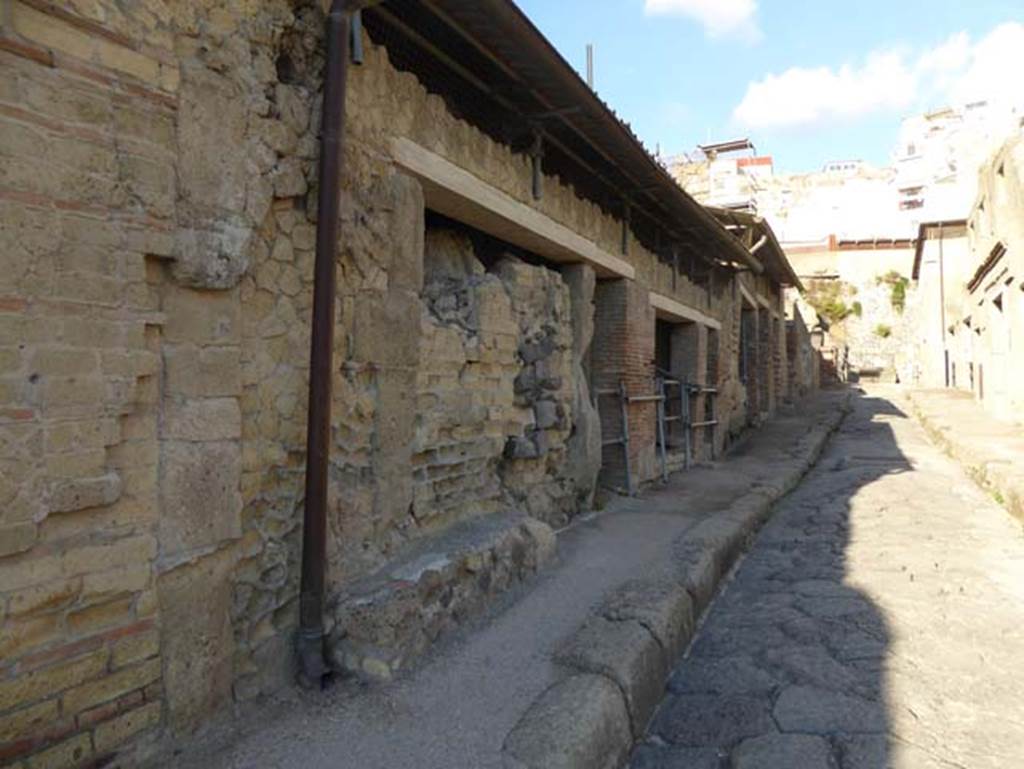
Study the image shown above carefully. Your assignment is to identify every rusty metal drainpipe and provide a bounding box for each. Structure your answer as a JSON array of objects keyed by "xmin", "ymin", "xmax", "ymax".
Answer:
[{"xmin": 298, "ymin": 1, "xmax": 351, "ymax": 689}]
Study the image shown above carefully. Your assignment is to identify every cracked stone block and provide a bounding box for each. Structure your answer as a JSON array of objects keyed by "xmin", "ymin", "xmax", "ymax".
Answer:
[
  {"xmin": 158, "ymin": 440, "xmax": 242, "ymax": 559},
  {"xmin": 837, "ymin": 734, "xmax": 887, "ymax": 769},
  {"xmin": 672, "ymin": 541, "xmax": 720, "ymax": 614},
  {"xmin": 0, "ymin": 522, "xmax": 37, "ymax": 557},
  {"xmin": 502, "ymin": 674, "xmax": 631, "ymax": 769},
  {"xmin": 630, "ymin": 744, "xmax": 723, "ymax": 769},
  {"xmin": 773, "ymin": 685, "xmax": 886, "ymax": 734},
  {"xmin": 531, "ymin": 428, "xmax": 550, "ymax": 457},
  {"xmin": 519, "ymin": 335, "xmax": 555, "ymax": 363},
  {"xmin": 761, "ymin": 645, "xmax": 879, "ymax": 700},
  {"xmin": 48, "ymin": 472, "xmax": 122, "ymax": 514},
  {"xmin": 533, "ymin": 400, "xmax": 560, "ymax": 430},
  {"xmin": 514, "ymin": 365, "xmax": 538, "ymax": 395},
  {"xmin": 688, "ymin": 621, "xmax": 790, "ymax": 659},
  {"xmin": 600, "ymin": 579, "xmax": 694, "ymax": 664},
  {"xmin": 505, "ymin": 435, "xmax": 539, "ymax": 460},
  {"xmin": 555, "ymin": 615, "xmax": 667, "ymax": 735},
  {"xmin": 649, "ymin": 694, "xmax": 773, "ymax": 747},
  {"xmin": 666, "ymin": 656, "xmax": 779, "ymax": 697},
  {"xmin": 731, "ymin": 733, "xmax": 834, "ymax": 769}
]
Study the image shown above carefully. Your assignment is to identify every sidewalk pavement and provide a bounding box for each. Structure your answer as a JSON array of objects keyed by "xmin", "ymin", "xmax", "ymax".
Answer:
[
  {"xmin": 905, "ymin": 388, "xmax": 1024, "ymax": 523},
  {"xmin": 172, "ymin": 389, "xmax": 851, "ymax": 769}
]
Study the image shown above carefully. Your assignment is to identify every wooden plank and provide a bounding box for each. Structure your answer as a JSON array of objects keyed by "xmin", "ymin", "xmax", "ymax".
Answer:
[
  {"xmin": 738, "ymin": 281, "xmax": 758, "ymax": 309},
  {"xmin": 390, "ymin": 137, "xmax": 635, "ymax": 279},
  {"xmin": 649, "ymin": 291, "xmax": 722, "ymax": 330},
  {"xmin": 755, "ymin": 292, "xmax": 778, "ymax": 316}
]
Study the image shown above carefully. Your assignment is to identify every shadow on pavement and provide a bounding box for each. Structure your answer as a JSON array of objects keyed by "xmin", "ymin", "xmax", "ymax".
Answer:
[{"xmin": 632, "ymin": 390, "xmax": 911, "ymax": 768}]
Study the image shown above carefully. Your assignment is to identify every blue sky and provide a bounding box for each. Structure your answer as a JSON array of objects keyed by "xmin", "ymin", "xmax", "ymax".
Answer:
[{"xmin": 516, "ymin": 0, "xmax": 1024, "ymax": 172}]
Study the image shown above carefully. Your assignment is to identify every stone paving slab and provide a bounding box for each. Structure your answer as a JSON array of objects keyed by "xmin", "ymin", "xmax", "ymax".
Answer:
[
  {"xmin": 501, "ymin": 394, "xmax": 851, "ymax": 768},
  {"xmin": 631, "ymin": 385, "xmax": 1024, "ymax": 769},
  {"xmin": 906, "ymin": 388, "xmax": 1024, "ymax": 522},
  {"xmin": 169, "ymin": 390, "xmax": 850, "ymax": 769}
]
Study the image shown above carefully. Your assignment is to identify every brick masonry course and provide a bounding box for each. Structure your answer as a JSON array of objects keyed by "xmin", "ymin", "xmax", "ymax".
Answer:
[{"xmin": 0, "ymin": 0, "xmax": 811, "ymax": 765}]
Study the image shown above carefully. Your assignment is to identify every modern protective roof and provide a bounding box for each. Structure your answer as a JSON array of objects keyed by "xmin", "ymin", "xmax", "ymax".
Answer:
[
  {"xmin": 707, "ymin": 207, "xmax": 804, "ymax": 290},
  {"xmin": 698, "ymin": 138, "xmax": 757, "ymax": 156},
  {"xmin": 362, "ymin": 0, "xmax": 764, "ymax": 277}
]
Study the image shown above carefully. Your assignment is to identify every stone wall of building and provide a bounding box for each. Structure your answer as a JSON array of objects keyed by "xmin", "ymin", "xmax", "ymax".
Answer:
[
  {"xmin": 410, "ymin": 227, "xmax": 588, "ymax": 530},
  {"xmin": 0, "ymin": 1, "xmax": 798, "ymax": 764},
  {"xmin": 786, "ymin": 247, "xmax": 917, "ymax": 382},
  {"xmin": 951, "ymin": 133, "xmax": 1024, "ymax": 420},
  {"xmin": 786, "ymin": 303, "xmax": 820, "ymax": 398},
  {"xmin": 592, "ymin": 279, "xmax": 656, "ymax": 492},
  {"xmin": 911, "ymin": 227, "xmax": 971, "ymax": 389},
  {"xmin": 0, "ymin": 0, "xmax": 297, "ymax": 763}
]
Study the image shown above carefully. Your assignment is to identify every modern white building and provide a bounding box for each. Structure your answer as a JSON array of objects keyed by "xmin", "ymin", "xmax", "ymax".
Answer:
[{"xmin": 894, "ymin": 100, "xmax": 1024, "ymax": 225}]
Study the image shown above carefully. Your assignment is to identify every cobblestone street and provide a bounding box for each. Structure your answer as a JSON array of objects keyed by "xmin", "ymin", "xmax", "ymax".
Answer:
[{"xmin": 632, "ymin": 386, "xmax": 1024, "ymax": 768}]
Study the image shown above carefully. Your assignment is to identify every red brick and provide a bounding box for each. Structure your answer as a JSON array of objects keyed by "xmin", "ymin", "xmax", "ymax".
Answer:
[
  {"xmin": 75, "ymin": 689, "xmax": 143, "ymax": 730},
  {"xmin": 0, "ymin": 189, "xmax": 52, "ymax": 208},
  {"xmin": 18, "ymin": 619, "xmax": 153, "ymax": 673},
  {"xmin": 15, "ymin": 0, "xmax": 136, "ymax": 50},
  {"xmin": 0, "ymin": 297, "xmax": 28, "ymax": 313},
  {"xmin": 141, "ymin": 682, "xmax": 161, "ymax": 702},
  {"xmin": 0, "ymin": 103, "xmax": 66, "ymax": 133},
  {"xmin": 0, "ymin": 35, "xmax": 54, "ymax": 66},
  {"xmin": 0, "ymin": 717, "xmax": 74, "ymax": 762},
  {"xmin": 0, "ymin": 408, "xmax": 37, "ymax": 422}
]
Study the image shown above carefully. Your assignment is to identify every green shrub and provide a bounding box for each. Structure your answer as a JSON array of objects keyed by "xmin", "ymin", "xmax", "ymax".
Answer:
[
  {"xmin": 806, "ymin": 279, "xmax": 855, "ymax": 324},
  {"xmin": 876, "ymin": 271, "xmax": 910, "ymax": 313},
  {"xmin": 875, "ymin": 323, "xmax": 892, "ymax": 338}
]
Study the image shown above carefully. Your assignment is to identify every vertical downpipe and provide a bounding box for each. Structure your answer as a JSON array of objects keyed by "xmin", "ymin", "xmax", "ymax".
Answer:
[
  {"xmin": 298, "ymin": 2, "xmax": 351, "ymax": 689},
  {"xmin": 938, "ymin": 223, "xmax": 948, "ymax": 387}
]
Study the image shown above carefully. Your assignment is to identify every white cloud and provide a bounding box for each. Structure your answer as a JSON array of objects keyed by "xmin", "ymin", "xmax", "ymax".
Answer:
[
  {"xmin": 733, "ymin": 22, "xmax": 1024, "ymax": 130},
  {"xmin": 733, "ymin": 52, "xmax": 915, "ymax": 128},
  {"xmin": 943, "ymin": 23, "xmax": 1024, "ymax": 105},
  {"xmin": 645, "ymin": 0, "xmax": 759, "ymax": 40}
]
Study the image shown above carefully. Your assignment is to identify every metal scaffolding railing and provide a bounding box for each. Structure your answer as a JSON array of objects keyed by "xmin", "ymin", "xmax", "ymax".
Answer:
[{"xmin": 595, "ymin": 374, "xmax": 719, "ymax": 494}]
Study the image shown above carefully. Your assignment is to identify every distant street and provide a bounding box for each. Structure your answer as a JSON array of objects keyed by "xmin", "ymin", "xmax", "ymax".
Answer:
[{"xmin": 632, "ymin": 386, "xmax": 1024, "ymax": 769}]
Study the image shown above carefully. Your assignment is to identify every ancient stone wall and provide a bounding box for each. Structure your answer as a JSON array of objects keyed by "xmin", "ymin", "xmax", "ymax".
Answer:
[
  {"xmin": 410, "ymin": 227, "xmax": 588, "ymax": 529},
  {"xmin": 957, "ymin": 134, "xmax": 1024, "ymax": 420},
  {"xmin": 0, "ymin": 0, "xmax": 304, "ymax": 763},
  {"xmin": 0, "ymin": 0, "xmax": 789, "ymax": 763},
  {"xmin": 787, "ymin": 248, "xmax": 917, "ymax": 382},
  {"xmin": 786, "ymin": 304, "xmax": 820, "ymax": 398},
  {"xmin": 592, "ymin": 279, "xmax": 656, "ymax": 493}
]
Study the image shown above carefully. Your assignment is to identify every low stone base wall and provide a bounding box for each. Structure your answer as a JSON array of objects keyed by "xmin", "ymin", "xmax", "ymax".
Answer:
[{"xmin": 326, "ymin": 513, "xmax": 556, "ymax": 680}]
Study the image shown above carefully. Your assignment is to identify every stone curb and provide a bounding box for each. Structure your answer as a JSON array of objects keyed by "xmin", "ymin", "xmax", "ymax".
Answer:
[
  {"xmin": 905, "ymin": 392, "xmax": 1024, "ymax": 522},
  {"xmin": 501, "ymin": 391, "xmax": 852, "ymax": 769}
]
